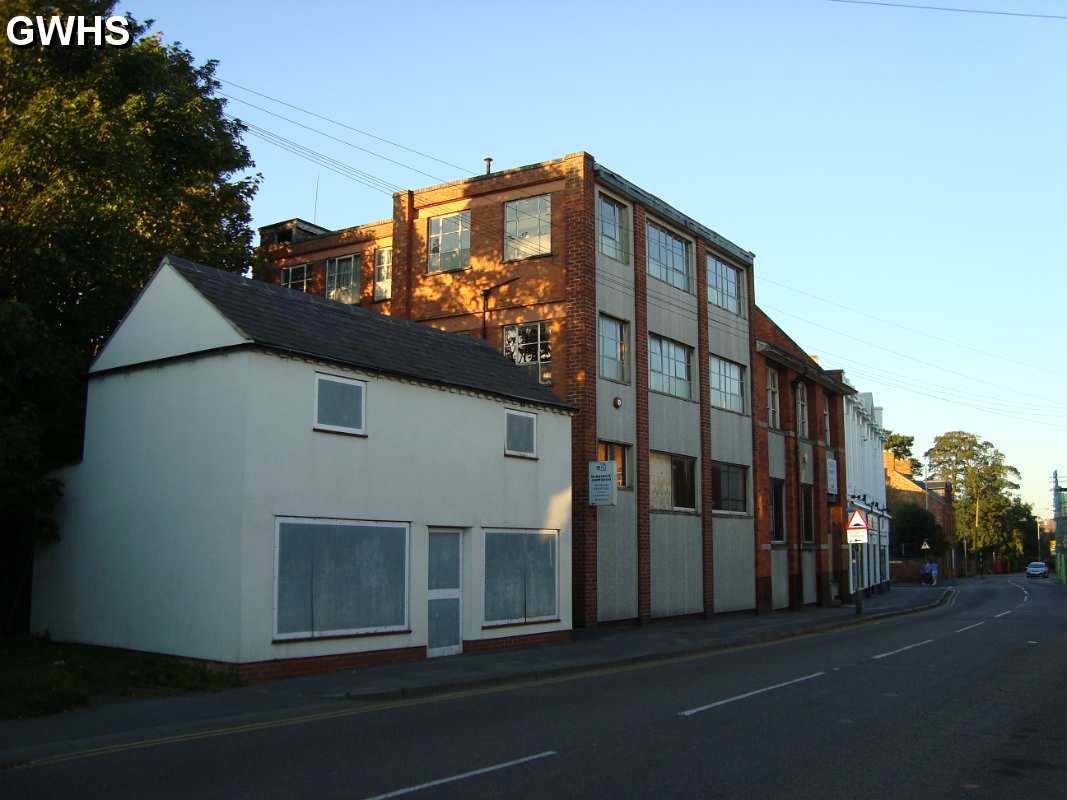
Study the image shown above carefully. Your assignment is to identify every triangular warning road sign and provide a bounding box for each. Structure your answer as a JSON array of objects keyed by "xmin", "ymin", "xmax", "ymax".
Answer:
[{"xmin": 847, "ymin": 509, "xmax": 868, "ymax": 530}]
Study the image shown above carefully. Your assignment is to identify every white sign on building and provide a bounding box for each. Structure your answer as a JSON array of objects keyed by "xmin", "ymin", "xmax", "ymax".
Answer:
[
  {"xmin": 826, "ymin": 455, "xmax": 838, "ymax": 496},
  {"xmin": 589, "ymin": 460, "xmax": 618, "ymax": 507}
]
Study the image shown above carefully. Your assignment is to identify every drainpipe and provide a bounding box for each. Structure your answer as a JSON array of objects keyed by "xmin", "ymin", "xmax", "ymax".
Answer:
[
  {"xmin": 791, "ymin": 378, "xmax": 805, "ymax": 609},
  {"xmin": 481, "ymin": 275, "xmax": 520, "ymax": 340}
]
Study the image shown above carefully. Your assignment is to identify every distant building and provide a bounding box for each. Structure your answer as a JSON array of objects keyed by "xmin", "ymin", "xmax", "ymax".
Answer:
[
  {"xmin": 842, "ymin": 387, "xmax": 890, "ymax": 593},
  {"xmin": 885, "ymin": 454, "xmax": 958, "ymax": 576}
]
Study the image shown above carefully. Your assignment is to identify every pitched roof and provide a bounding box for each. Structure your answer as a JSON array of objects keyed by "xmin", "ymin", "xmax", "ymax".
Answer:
[{"xmin": 162, "ymin": 255, "xmax": 571, "ymax": 411}]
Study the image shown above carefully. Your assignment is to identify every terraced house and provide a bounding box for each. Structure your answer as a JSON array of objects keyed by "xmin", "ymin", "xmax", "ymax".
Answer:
[{"xmin": 258, "ymin": 151, "xmax": 857, "ymax": 628}]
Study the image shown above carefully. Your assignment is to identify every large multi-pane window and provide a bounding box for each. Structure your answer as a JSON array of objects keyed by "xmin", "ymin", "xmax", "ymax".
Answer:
[
  {"xmin": 646, "ymin": 222, "xmax": 691, "ymax": 291},
  {"xmin": 503, "ymin": 321, "xmax": 552, "ymax": 384},
  {"xmin": 712, "ymin": 463, "xmax": 747, "ymax": 512},
  {"xmin": 649, "ymin": 334, "xmax": 692, "ymax": 399},
  {"xmin": 504, "ymin": 194, "xmax": 551, "ymax": 261},
  {"xmin": 598, "ymin": 194, "xmax": 628, "ymax": 262},
  {"xmin": 709, "ymin": 355, "xmax": 745, "ymax": 413},
  {"xmin": 280, "ymin": 264, "xmax": 308, "ymax": 292},
  {"xmin": 770, "ymin": 478, "xmax": 785, "ymax": 541},
  {"xmin": 373, "ymin": 247, "xmax": 392, "ymax": 301},
  {"xmin": 597, "ymin": 441, "xmax": 630, "ymax": 488},
  {"xmin": 650, "ymin": 452, "xmax": 696, "ymax": 511},
  {"xmin": 767, "ymin": 367, "xmax": 780, "ymax": 428},
  {"xmin": 598, "ymin": 314, "xmax": 629, "ymax": 383},
  {"xmin": 428, "ymin": 211, "xmax": 471, "ymax": 272},
  {"xmin": 796, "ymin": 383, "xmax": 809, "ymax": 438},
  {"xmin": 708, "ymin": 256, "xmax": 742, "ymax": 314},
  {"xmin": 326, "ymin": 255, "xmax": 358, "ymax": 303}
]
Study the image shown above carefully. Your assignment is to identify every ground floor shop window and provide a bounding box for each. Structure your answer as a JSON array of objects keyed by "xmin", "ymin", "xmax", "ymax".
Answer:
[{"xmin": 484, "ymin": 530, "xmax": 558, "ymax": 625}]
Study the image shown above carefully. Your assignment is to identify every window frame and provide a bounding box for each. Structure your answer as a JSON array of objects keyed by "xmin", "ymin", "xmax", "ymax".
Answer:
[
  {"xmin": 503, "ymin": 320, "xmax": 553, "ymax": 385},
  {"xmin": 504, "ymin": 408, "xmax": 537, "ymax": 458},
  {"xmin": 325, "ymin": 254, "xmax": 359, "ymax": 302},
  {"xmin": 272, "ymin": 517, "xmax": 410, "ymax": 640},
  {"xmin": 796, "ymin": 383, "xmax": 809, "ymax": 438},
  {"xmin": 598, "ymin": 193, "xmax": 629, "ymax": 263},
  {"xmin": 709, "ymin": 355, "xmax": 746, "ymax": 413},
  {"xmin": 823, "ymin": 396, "xmax": 832, "ymax": 446},
  {"xmin": 504, "ymin": 194, "xmax": 552, "ymax": 261},
  {"xmin": 597, "ymin": 440, "xmax": 631, "ymax": 488},
  {"xmin": 645, "ymin": 220, "xmax": 692, "ymax": 292},
  {"xmin": 427, "ymin": 210, "xmax": 471, "ymax": 273},
  {"xmin": 767, "ymin": 367, "xmax": 780, "ymax": 429},
  {"xmin": 313, "ymin": 372, "xmax": 366, "ymax": 436},
  {"xmin": 712, "ymin": 462, "xmax": 748, "ymax": 513},
  {"xmin": 598, "ymin": 314, "xmax": 630, "ymax": 384},
  {"xmin": 280, "ymin": 263, "xmax": 309, "ymax": 292},
  {"xmin": 651, "ymin": 451, "xmax": 697, "ymax": 512},
  {"xmin": 482, "ymin": 528, "xmax": 560, "ymax": 626},
  {"xmin": 770, "ymin": 478, "xmax": 786, "ymax": 542},
  {"xmin": 373, "ymin": 246, "xmax": 393, "ymax": 301},
  {"xmin": 707, "ymin": 256, "xmax": 743, "ymax": 315},
  {"xmin": 649, "ymin": 333, "xmax": 693, "ymax": 400}
]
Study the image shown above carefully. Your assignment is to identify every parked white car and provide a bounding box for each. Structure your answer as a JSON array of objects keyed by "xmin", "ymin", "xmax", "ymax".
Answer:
[{"xmin": 1026, "ymin": 562, "xmax": 1049, "ymax": 579}]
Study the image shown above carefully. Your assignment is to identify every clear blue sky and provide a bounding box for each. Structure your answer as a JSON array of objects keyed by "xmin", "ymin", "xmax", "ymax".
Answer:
[{"xmin": 124, "ymin": 0, "xmax": 1066, "ymax": 516}]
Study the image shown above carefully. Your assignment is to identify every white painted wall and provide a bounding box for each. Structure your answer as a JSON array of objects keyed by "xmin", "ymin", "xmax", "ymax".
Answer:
[
  {"xmin": 843, "ymin": 384, "xmax": 890, "ymax": 590},
  {"xmin": 236, "ymin": 352, "xmax": 572, "ymax": 663}
]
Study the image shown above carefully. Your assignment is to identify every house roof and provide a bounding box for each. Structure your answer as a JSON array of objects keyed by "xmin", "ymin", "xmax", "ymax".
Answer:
[{"xmin": 162, "ymin": 256, "xmax": 572, "ymax": 411}]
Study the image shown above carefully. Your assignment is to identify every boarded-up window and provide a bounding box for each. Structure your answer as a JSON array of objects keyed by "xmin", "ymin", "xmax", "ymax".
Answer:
[
  {"xmin": 276, "ymin": 519, "xmax": 408, "ymax": 638},
  {"xmin": 651, "ymin": 452, "xmax": 696, "ymax": 511},
  {"xmin": 505, "ymin": 409, "xmax": 536, "ymax": 457},
  {"xmin": 484, "ymin": 530, "xmax": 557, "ymax": 624}
]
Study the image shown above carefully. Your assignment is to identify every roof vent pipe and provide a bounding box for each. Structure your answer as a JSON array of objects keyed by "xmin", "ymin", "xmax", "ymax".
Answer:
[{"xmin": 484, "ymin": 156, "xmax": 493, "ymax": 175}]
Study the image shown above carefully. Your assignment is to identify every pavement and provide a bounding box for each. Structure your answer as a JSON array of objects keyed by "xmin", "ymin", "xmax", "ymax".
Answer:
[{"xmin": 0, "ymin": 581, "xmax": 948, "ymax": 768}]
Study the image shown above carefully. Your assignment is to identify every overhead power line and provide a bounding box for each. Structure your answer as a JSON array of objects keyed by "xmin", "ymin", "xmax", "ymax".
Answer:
[
  {"xmin": 827, "ymin": 0, "xmax": 1067, "ymax": 20},
  {"xmin": 219, "ymin": 78, "xmax": 477, "ymax": 174}
]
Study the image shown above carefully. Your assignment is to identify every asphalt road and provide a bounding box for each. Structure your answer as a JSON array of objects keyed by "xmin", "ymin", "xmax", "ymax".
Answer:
[{"xmin": 5, "ymin": 575, "xmax": 1066, "ymax": 799}]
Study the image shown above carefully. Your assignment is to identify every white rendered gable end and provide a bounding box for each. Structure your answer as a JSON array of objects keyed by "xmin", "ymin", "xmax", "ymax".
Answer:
[{"xmin": 91, "ymin": 258, "xmax": 250, "ymax": 373}]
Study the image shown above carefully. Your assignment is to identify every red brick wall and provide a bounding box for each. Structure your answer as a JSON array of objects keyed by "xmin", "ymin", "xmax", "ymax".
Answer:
[
  {"xmin": 632, "ymin": 204, "xmax": 652, "ymax": 622},
  {"xmin": 694, "ymin": 241, "xmax": 715, "ymax": 614}
]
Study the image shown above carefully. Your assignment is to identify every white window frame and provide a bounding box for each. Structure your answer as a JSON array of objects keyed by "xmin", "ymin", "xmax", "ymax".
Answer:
[
  {"xmin": 280, "ymin": 263, "xmax": 309, "ymax": 292},
  {"xmin": 482, "ymin": 528, "xmax": 559, "ymax": 626},
  {"xmin": 272, "ymin": 517, "xmax": 410, "ymax": 640},
  {"xmin": 598, "ymin": 314, "xmax": 629, "ymax": 383},
  {"xmin": 504, "ymin": 194, "xmax": 552, "ymax": 261},
  {"xmin": 710, "ymin": 355, "xmax": 745, "ymax": 413},
  {"xmin": 326, "ymin": 254, "xmax": 359, "ymax": 302},
  {"xmin": 374, "ymin": 247, "xmax": 393, "ymax": 301},
  {"xmin": 598, "ymin": 193, "xmax": 629, "ymax": 263},
  {"xmin": 504, "ymin": 408, "xmax": 537, "ymax": 458},
  {"xmin": 767, "ymin": 367, "xmax": 780, "ymax": 429},
  {"xmin": 646, "ymin": 220, "xmax": 692, "ymax": 292},
  {"xmin": 649, "ymin": 333, "xmax": 692, "ymax": 399},
  {"xmin": 796, "ymin": 383, "xmax": 809, "ymax": 438},
  {"xmin": 427, "ymin": 210, "xmax": 471, "ymax": 273},
  {"xmin": 707, "ymin": 256, "xmax": 743, "ymax": 315},
  {"xmin": 313, "ymin": 372, "xmax": 366, "ymax": 435}
]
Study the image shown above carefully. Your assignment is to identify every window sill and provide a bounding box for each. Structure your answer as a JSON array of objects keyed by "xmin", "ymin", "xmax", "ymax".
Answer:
[
  {"xmin": 648, "ymin": 389, "xmax": 698, "ymax": 404},
  {"xmin": 598, "ymin": 375, "xmax": 631, "ymax": 387},
  {"xmin": 651, "ymin": 508, "xmax": 700, "ymax": 516},
  {"xmin": 482, "ymin": 618, "xmax": 560, "ymax": 631},
  {"xmin": 770, "ymin": 540, "xmax": 788, "ymax": 548},
  {"xmin": 425, "ymin": 265, "xmax": 472, "ymax": 276},
  {"xmin": 708, "ymin": 302, "xmax": 745, "ymax": 318},
  {"xmin": 274, "ymin": 629, "xmax": 411, "ymax": 644},
  {"xmin": 502, "ymin": 252, "xmax": 554, "ymax": 265},
  {"xmin": 597, "ymin": 251, "xmax": 631, "ymax": 267},
  {"xmin": 710, "ymin": 405, "xmax": 749, "ymax": 418},
  {"xmin": 646, "ymin": 273, "xmax": 695, "ymax": 296},
  {"xmin": 712, "ymin": 510, "xmax": 751, "ymax": 518},
  {"xmin": 313, "ymin": 426, "xmax": 367, "ymax": 438},
  {"xmin": 504, "ymin": 452, "xmax": 538, "ymax": 460}
]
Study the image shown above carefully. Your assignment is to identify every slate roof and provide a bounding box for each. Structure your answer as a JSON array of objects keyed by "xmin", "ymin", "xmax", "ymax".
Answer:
[{"xmin": 163, "ymin": 255, "xmax": 572, "ymax": 411}]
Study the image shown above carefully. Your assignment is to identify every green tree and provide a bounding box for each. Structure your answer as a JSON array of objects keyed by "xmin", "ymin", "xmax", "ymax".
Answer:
[
  {"xmin": 0, "ymin": 1, "xmax": 259, "ymax": 630},
  {"xmin": 883, "ymin": 429, "xmax": 923, "ymax": 477},
  {"xmin": 888, "ymin": 503, "xmax": 944, "ymax": 557},
  {"xmin": 924, "ymin": 431, "xmax": 1022, "ymax": 562}
]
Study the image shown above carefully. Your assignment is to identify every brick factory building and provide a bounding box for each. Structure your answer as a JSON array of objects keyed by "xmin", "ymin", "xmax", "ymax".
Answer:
[{"xmin": 258, "ymin": 151, "xmax": 858, "ymax": 627}]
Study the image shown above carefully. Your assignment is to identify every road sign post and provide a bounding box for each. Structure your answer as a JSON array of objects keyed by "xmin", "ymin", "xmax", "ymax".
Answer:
[{"xmin": 847, "ymin": 509, "xmax": 869, "ymax": 616}]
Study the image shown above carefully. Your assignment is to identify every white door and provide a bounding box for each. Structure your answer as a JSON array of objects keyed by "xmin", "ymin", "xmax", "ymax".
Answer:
[{"xmin": 427, "ymin": 530, "xmax": 462, "ymax": 658}]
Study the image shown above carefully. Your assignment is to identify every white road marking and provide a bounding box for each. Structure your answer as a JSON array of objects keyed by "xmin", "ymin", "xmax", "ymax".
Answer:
[
  {"xmin": 1028, "ymin": 641, "xmax": 1039, "ymax": 644},
  {"xmin": 361, "ymin": 751, "xmax": 558, "ymax": 800},
  {"xmin": 872, "ymin": 639, "xmax": 935, "ymax": 660},
  {"xmin": 995, "ymin": 611, "xmax": 1012, "ymax": 618},
  {"xmin": 679, "ymin": 672, "xmax": 826, "ymax": 717},
  {"xmin": 954, "ymin": 622, "xmax": 985, "ymax": 634}
]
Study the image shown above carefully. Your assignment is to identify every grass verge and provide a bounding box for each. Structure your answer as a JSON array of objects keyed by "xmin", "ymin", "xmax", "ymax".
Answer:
[{"xmin": 0, "ymin": 636, "xmax": 238, "ymax": 719}]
